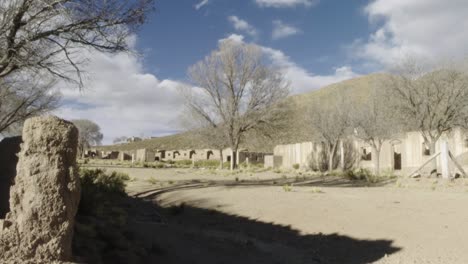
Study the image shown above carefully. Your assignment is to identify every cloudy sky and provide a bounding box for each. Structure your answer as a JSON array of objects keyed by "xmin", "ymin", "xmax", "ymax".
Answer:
[{"xmin": 55, "ymin": 0, "xmax": 468, "ymax": 144}]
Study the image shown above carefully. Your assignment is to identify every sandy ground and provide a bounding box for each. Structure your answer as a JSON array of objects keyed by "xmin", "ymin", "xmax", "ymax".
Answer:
[{"xmin": 88, "ymin": 166, "xmax": 468, "ymax": 263}]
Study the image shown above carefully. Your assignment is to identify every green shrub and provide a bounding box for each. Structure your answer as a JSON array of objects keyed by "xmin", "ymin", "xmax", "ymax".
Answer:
[
  {"xmin": 74, "ymin": 168, "xmax": 152, "ymax": 263},
  {"xmin": 174, "ymin": 159, "xmax": 193, "ymax": 167},
  {"xmin": 78, "ymin": 169, "xmax": 129, "ymax": 216},
  {"xmin": 147, "ymin": 177, "xmax": 158, "ymax": 185},
  {"xmin": 292, "ymin": 163, "xmax": 300, "ymax": 170},
  {"xmin": 194, "ymin": 160, "xmax": 220, "ymax": 168},
  {"xmin": 342, "ymin": 168, "xmax": 374, "ymax": 182}
]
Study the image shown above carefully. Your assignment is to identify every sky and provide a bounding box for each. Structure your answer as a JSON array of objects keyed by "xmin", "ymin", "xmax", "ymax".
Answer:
[{"xmin": 55, "ymin": 0, "xmax": 468, "ymax": 144}]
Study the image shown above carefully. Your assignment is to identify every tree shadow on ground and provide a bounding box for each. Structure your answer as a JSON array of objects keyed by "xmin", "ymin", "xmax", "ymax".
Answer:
[
  {"xmin": 134, "ymin": 175, "xmax": 397, "ymax": 199},
  {"xmin": 74, "ymin": 189, "xmax": 401, "ymax": 264},
  {"xmin": 73, "ymin": 169, "xmax": 400, "ymax": 264},
  {"xmin": 131, "ymin": 195, "xmax": 401, "ymax": 264}
]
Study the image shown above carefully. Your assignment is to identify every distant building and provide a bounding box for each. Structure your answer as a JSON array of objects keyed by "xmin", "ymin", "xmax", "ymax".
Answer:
[{"xmin": 127, "ymin": 137, "xmax": 142, "ymax": 143}]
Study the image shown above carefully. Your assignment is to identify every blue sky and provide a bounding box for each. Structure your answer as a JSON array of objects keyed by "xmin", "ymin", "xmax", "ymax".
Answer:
[
  {"xmin": 56, "ymin": 0, "xmax": 468, "ymax": 144},
  {"xmin": 137, "ymin": 0, "xmax": 372, "ymax": 80}
]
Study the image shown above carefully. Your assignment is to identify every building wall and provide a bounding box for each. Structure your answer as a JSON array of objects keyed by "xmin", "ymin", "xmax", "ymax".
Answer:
[
  {"xmin": 135, "ymin": 149, "xmax": 155, "ymax": 162},
  {"xmin": 264, "ymin": 155, "xmax": 282, "ymax": 168},
  {"xmin": 274, "ymin": 128, "xmax": 468, "ymax": 174},
  {"xmin": 273, "ymin": 142, "xmax": 320, "ymax": 169}
]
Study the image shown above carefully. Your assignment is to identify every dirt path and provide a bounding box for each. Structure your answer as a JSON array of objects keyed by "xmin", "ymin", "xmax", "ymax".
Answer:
[
  {"xmin": 155, "ymin": 185, "xmax": 468, "ymax": 263},
  {"xmin": 88, "ymin": 167, "xmax": 468, "ymax": 263}
]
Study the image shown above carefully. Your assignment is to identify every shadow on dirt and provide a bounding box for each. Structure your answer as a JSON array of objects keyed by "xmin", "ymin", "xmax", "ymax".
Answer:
[
  {"xmin": 74, "ymin": 189, "xmax": 401, "ymax": 264},
  {"xmin": 73, "ymin": 170, "xmax": 400, "ymax": 264},
  {"xmin": 133, "ymin": 175, "xmax": 397, "ymax": 200},
  {"xmin": 129, "ymin": 195, "xmax": 400, "ymax": 264}
]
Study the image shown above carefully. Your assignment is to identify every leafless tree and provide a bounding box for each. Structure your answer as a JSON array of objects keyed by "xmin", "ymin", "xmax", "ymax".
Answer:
[
  {"xmin": 0, "ymin": 0, "xmax": 154, "ymax": 134},
  {"xmin": 307, "ymin": 94, "xmax": 351, "ymax": 172},
  {"xmin": 183, "ymin": 40, "xmax": 290, "ymax": 170},
  {"xmin": 385, "ymin": 59, "xmax": 468, "ymax": 173},
  {"xmin": 0, "ymin": 0, "xmax": 154, "ymax": 85},
  {"xmin": 351, "ymin": 81, "xmax": 400, "ymax": 175},
  {"xmin": 0, "ymin": 76, "xmax": 60, "ymax": 136},
  {"xmin": 71, "ymin": 119, "xmax": 103, "ymax": 157}
]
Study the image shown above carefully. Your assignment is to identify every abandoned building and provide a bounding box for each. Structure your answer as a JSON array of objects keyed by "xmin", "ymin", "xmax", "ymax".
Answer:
[
  {"xmin": 270, "ymin": 128, "xmax": 468, "ymax": 175},
  {"xmin": 86, "ymin": 146, "xmax": 270, "ymax": 165}
]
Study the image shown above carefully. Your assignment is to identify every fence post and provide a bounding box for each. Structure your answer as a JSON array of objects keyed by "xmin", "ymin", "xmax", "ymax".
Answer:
[{"xmin": 440, "ymin": 140, "xmax": 450, "ymax": 179}]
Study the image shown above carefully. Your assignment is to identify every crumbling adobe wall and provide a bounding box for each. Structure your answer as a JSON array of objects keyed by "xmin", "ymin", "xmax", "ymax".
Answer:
[
  {"xmin": 0, "ymin": 136, "xmax": 21, "ymax": 219},
  {"xmin": 0, "ymin": 116, "xmax": 80, "ymax": 263}
]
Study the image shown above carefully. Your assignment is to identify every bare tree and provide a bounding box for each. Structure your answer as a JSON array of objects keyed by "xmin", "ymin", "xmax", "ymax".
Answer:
[
  {"xmin": 0, "ymin": 0, "xmax": 154, "ymax": 85},
  {"xmin": 183, "ymin": 40, "xmax": 290, "ymax": 170},
  {"xmin": 351, "ymin": 81, "xmax": 400, "ymax": 175},
  {"xmin": 307, "ymin": 95, "xmax": 350, "ymax": 172},
  {"xmin": 386, "ymin": 59, "xmax": 468, "ymax": 173},
  {"xmin": 0, "ymin": 0, "xmax": 154, "ymax": 134},
  {"xmin": 71, "ymin": 119, "xmax": 103, "ymax": 157},
  {"xmin": 0, "ymin": 76, "xmax": 59, "ymax": 136}
]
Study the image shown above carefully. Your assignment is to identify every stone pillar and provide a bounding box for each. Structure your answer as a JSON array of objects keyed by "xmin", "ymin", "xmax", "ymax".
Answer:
[{"xmin": 0, "ymin": 116, "xmax": 80, "ymax": 263}]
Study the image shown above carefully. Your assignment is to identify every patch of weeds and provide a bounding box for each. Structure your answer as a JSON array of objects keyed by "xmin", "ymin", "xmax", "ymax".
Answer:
[
  {"xmin": 273, "ymin": 169, "xmax": 282, "ymax": 174},
  {"xmin": 168, "ymin": 180, "xmax": 174, "ymax": 185},
  {"xmin": 395, "ymin": 180, "xmax": 404, "ymax": 188},
  {"xmin": 74, "ymin": 168, "xmax": 152, "ymax": 264},
  {"xmin": 310, "ymin": 187, "xmax": 324, "ymax": 193},
  {"xmin": 282, "ymin": 184, "xmax": 292, "ymax": 192},
  {"xmin": 147, "ymin": 177, "xmax": 158, "ymax": 185},
  {"xmin": 292, "ymin": 163, "xmax": 300, "ymax": 170}
]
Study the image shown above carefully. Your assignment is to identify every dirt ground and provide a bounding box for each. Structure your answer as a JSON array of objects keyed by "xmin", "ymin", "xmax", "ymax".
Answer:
[{"xmin": 88, "ymin": 166, "xmax": 468, "ymax": 263}]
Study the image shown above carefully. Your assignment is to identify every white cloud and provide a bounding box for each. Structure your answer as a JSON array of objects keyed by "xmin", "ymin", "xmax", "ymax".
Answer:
[
  {"xmin": 221, "ymin": 34, "xmax": 359, "ymax": 94},
  {"xmin": 272, "ymin": 20, "xmax": 301, "ymax": 40},
  {"xmin": 194, "ymin": 0, "xmax": 209, "ymax": 10},
  {"xmin": 55, "ymin": 48, "xmax": 187, "ymax": 144},
  {"xmin": 57, "ymin": 33, "xmax": 358, "ymax": 144},
  {"xmin": 218, "ymin": 33, "xmax": 245, "ymax": 44},
  {"xmin": 255, "ymin": 0, "xmax": 318, "ymax": 8},
  {"xmin": 228, "ymin": 16, "xmax": 258, "ymax": 38},
  {"xmin": 351, "ymin": 0, "xmax": 468, "ymax": 67}
]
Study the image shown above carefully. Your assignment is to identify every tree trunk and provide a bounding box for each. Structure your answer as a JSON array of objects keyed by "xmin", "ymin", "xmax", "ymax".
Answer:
[
  {"xmin": 219, "ymin": 149, "xmax": 224, "ymax": 169},
  {"xmin": 371, "ymin": 145, "xmax": 381, "ymax": 176},
  {"xmin": 328, "ymin": 142, "xmax": 337, "ymax": 172},
  {"xmin": 340, "ymin": 140, "xmax": 345, "ymax": 171},
  {"xmin": 230, "ymin": 149, "xmax": 238, "ymax": 171},
  {"xmin": 428, "ymin": 140, "xmax": 437, "ymax": 176}
]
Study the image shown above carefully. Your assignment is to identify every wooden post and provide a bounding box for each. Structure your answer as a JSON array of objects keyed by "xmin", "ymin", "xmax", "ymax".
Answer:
[
  {"xmin": 131, "ymin": 153, "xmax": 135, "ymax": 165},
  {"xmin": 440, "ymin": 140, "xmax": 450, "ymax": 179},
  {"xmin": 408, "ymin": 151, "xmax": 440, "ymax": 177},
  {"xmin": 448, "ymin": 151, "xmax": 467, "ymax": 177}
]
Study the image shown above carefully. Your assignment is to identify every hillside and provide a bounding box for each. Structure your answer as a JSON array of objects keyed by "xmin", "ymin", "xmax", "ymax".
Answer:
[{"xmin": 98, "ymin": 73, "xmax": 385, "ymax": 152}]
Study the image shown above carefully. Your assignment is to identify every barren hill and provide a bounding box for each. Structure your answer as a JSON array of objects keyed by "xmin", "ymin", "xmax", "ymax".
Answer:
[{"xmin": 98, "ymin": 74, "xmax": 385, "ymax": 152}]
